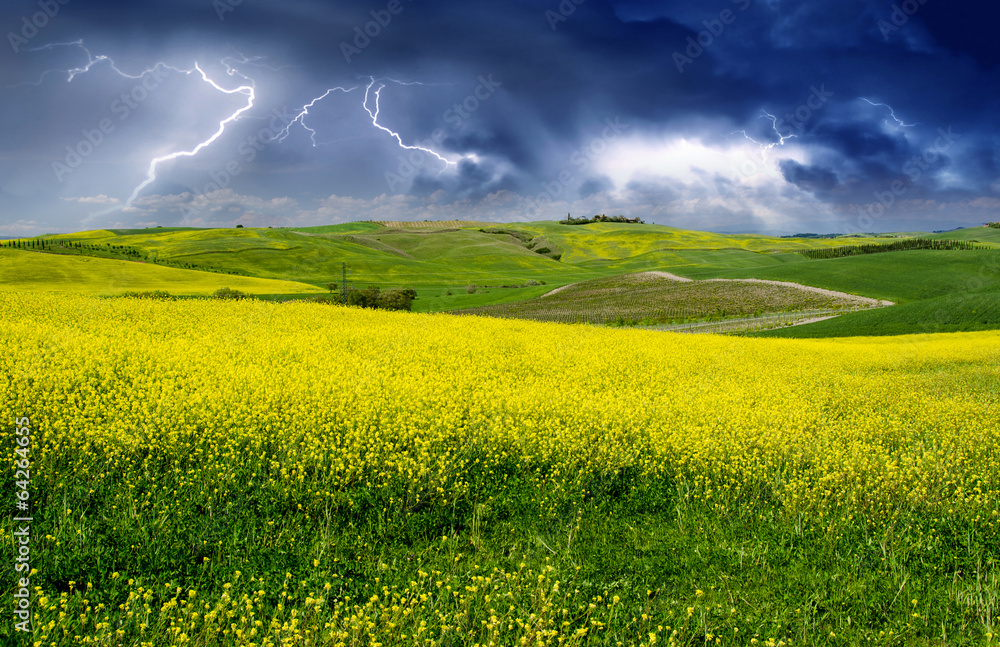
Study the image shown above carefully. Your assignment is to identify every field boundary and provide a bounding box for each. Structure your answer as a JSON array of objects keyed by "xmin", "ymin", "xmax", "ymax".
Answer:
[{"xmin": 541, "ymin": 271, "xmax": 893, "ymax": 307}]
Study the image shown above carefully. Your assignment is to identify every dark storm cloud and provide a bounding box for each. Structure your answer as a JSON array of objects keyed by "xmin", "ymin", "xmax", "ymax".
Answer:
[
  {"xmin": 1, "ymin": 0, "xmax": 999, "ymax": 234},
  {"xmin": 779, "ymin": 160, "xmax": 839, "ymax": 195}
]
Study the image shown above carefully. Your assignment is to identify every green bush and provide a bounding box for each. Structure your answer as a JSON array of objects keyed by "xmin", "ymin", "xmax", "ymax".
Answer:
[
  {"xmin": 212, "ymin": 287, "xmax": 250, "ymax": 300},
  {"xmin": 344, "ymin": 286, "xmax": 417, "ymax": 311}
]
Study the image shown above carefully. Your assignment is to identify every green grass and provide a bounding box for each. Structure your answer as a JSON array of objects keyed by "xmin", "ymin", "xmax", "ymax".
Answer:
[
  {"xmin": 104, "ymin": 226, "xmax": 206, "ymax": 235},
  {"xmin": 287, "ymin": 222, "xmax": 385, "ymax": 234},
  {"xmin": 698, "ymin": 250, "xmax": 1000, "ymax": 303},
  {"xmin": 410, "ymin": 284, "xmax": 556, "ymax": 313},
  {"xmin": 513, "ymin": 221, "xmax": 892, "ymax": 263},
  {"xmin": 37, "ymin": 226, "xmax": 589, "ymax": 289},
  {"xmin": 0, "ymin": 248, "xmax": 326, "ymax": 296},
  {"xmin": 11, "ymin": 222, "xmax": 1000, "ymax": 334},
  {"xmin": 24, "ymin": 223, "xmax": 895, "ymax": 294},
  {"xmin": 754, "ymin": 288, "xmax": 1000, "ymax": 338},
  {"xmin": 925, "ymin": 226, "xmax": 1000, "ymax": 245}
]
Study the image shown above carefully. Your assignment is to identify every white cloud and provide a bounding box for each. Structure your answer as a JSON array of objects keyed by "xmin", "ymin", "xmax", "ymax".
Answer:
[
  {"xmin": 0, "ymin": 220, "xmax": 41, "ymax": 237},
  {"xmin": 61, "ymin": 195, "xmax": 122, "ymax": 205}
]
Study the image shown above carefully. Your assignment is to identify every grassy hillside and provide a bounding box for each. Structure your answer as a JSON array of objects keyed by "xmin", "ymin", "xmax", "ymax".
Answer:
[
  {"xmin": 755, "ymin": 288, "xmax": 1000, "ymax": 338},
  {"xmin": 697, "ymin": 249, "xmax": 1000, "ymax": 303},
  {"xmin": 288, "ymin": 222, "xmax": 384, "ymax": 234},
  {"xmin": 0, "ymin": 248, "xmax": 325, "ymax": 296},
  {"xmin": 28, "ymin": 221, "xmax": 894, "ymax": 291},
  {"xmin": 9, "ymin": 220, "xmax": 999, "ymax": 335},
  {"xmin": 513, "ymin": 221, "xmax": 889, "ymax": 263},
  {"xmin": 38, "ymin": 226, "xmax": 591, "ymax": 289},
  {"xmin": 924, "ymin": 225, "xmax": 1000, "ymax": 244}
]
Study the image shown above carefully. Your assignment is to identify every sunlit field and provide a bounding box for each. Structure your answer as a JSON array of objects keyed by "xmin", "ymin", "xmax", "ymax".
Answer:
[{"xmin": 2, "ymin": 292, "xmax": 998, "ymax": 646}]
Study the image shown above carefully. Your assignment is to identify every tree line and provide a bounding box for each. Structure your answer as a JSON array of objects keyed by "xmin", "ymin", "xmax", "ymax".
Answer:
[
  {"xmin": 799, "ymin": 238, "xmax": 986, "ymax": 260},
  {"xmin": 559, "ymin": 214, "xmax": 645, "ymax": 225}
]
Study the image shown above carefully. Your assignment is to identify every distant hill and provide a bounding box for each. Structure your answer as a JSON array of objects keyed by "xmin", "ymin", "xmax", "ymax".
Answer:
[{"xmin": 4, "ymin": 220, "xmax": 998, "ymax": 335}]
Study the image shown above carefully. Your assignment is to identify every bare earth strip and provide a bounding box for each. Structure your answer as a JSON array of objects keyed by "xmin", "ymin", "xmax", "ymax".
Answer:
[
  {"xmin": 705, "ymin": 278, "xmax": 894, "ymax": 307},
  {"xmin": 540, "ymin": 283, "xmax": 576, "ymax": 298},
  {"xmin": 650, "ymin": 310, "xmax": 845, "ymax": 334},
  {"xmin": 541, "ymin": 270, "xmax": 691, "ymax": 297},
  {"xmin": 637, "ymin": 270, "xmax": 694, "ymax": 283},
  {"xmin": 542, "ymin": 272, "xmax": 893, "ymax": 307},
  {"xmin": 791, "ymin": 314, "xmax": 841, "ymax": 326}
]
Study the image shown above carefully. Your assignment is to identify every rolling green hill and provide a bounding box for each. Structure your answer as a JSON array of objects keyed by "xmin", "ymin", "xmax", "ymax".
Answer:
[
  {"xmin": 691, "ymin": 249, "xmax": 1000, "ymax": 303},
  {"xmin": 5, "ymin": 220, "xmax": 999, "ymax": 336},
  {"xmin": 755, "ymin": 288, "xmax": 1000, "ymax": 338},
  {"xmin": 924, "ymin": 225, "xmax": 1000, "ymax": 244},
  {"xmin": 29, "ymin": 221, "xmax": 893, "ymax": 289},
  {"xmin": 0, "ymin": 248, "xmax": 325, "ymax": 296}
]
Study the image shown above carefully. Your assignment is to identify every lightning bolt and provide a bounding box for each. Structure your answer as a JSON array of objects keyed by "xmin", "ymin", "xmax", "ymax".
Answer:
[
  {"xmin": 276, "ymin": 85, "xmax": 359, "ymax": 146},
  {"xmin": 362, "ymin": 78, "xmax": 455, "ymax": 169},
  {"xmin": 860, "ymin": 98, "xmax": 916, "ymax": 128},
  {"xmin": 127, "ymin": 61, "xmax": 255, "ymax": 206},
  {"xmin": 733, "ymin": 110, "xmax": 796, "ymax": 161},
  {"xmin": 277, "ymin": 77, "xmax": 457, "ymax": 169},
  {"xmin": 16, "ymin": 41, "xmax": 258, "ymax": 208},
  {"xmin": 13, "ymin": 40, "xmax": 190, "ymax": 86},
  {"xmin": 21, "ymin": 42, "xmax": 460, "ymax": 210}
]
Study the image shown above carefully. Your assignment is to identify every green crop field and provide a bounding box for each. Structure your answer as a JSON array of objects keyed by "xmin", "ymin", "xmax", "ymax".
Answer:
[
  {"xmin": 924, "ymin": 226, "xmax": 1000, "ymax": 244},
  {"xmin": 756, "ymin": 288, "xmax": 1000, "ymax": 338},
  {"xmin": 695, "ymin": 249, "xmax": 1000, "ymax": 303},
  {"xmin": 0, "ymin": 248, "xmax": 325, "ymax": 296}
]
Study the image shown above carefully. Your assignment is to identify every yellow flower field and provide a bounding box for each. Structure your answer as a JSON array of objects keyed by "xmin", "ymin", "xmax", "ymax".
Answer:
[{"xmin": 2, "ymin": 291, "xmax": 998, "ymax": 645}]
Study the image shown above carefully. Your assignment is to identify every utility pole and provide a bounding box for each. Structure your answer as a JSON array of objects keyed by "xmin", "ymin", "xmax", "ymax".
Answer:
[{"xmin": 341, "ymin": 262, "xmax": 347, "ymax": 304}]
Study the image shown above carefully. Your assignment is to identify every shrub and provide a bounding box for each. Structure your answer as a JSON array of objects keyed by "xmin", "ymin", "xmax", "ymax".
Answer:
[
  {"xmin": 213, "ymin": 287, "xmax": 250, "ymax": 300},
  {"xmin": 345, "ymin": 286, "xmax": 381, "ymax": 308},
  {"xmin": 379, "ymin": 288, "xmax": 417, "ymax": 312},
  {"xmin": 466, "ymin": 285, "xmax": 477, "ymax": 294},
  {"xmin": 341, "ymin": 286, "xmax": 417, "ymax": 311}
]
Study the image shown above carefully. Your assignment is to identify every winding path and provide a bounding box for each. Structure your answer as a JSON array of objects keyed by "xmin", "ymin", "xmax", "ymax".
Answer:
[{"xmin": 541, "ymin": 271, "xmax": 894, "ymax": 307}]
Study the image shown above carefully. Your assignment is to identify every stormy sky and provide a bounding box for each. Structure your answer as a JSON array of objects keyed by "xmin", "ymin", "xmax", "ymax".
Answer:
[{"xmin": 2, "ymin": 0, "xmax": 999, "ymax": 236}]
